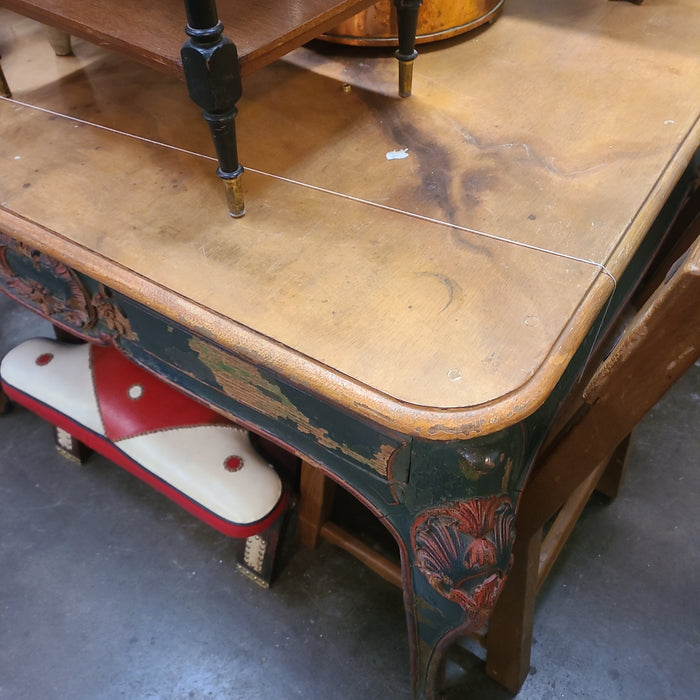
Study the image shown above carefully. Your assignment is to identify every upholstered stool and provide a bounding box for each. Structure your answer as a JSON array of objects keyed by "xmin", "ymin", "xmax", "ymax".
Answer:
[{"xmin": 0, "ymin": 337, "xmax": 289, "ymax": 586}]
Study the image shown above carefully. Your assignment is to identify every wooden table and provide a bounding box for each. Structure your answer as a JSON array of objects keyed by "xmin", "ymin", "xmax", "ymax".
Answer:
[{"xmin": 1, "ymin": 1, "xmax": 699, "ymax": 697}]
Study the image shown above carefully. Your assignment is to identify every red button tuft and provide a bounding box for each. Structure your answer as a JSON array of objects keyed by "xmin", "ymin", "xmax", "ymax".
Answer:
[
  {"xmin": 35, "ymin": 353, "xmax": 54, "ymax": 366},
  {"xmin": 224, "ymin": 455, "xmax": 243, "ymax": 472}
]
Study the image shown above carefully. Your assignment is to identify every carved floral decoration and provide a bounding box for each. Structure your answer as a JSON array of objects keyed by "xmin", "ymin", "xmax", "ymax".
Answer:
[
  {"xmin": 0, "ymin": 237, "xmax": 94, "ymax": 329},
  {"xmin": 411, "ymin": 495, "xmax": 514, "ymax": 624},
  {"xmin": 0, "ymin": 235, "xmax": 136, "ymax": 342},
  {"xmin": 91, "ymin": 285, "xmax": 136, "ymax": 340}
]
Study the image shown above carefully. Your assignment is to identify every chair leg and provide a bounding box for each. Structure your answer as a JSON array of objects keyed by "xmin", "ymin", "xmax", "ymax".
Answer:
[
  {"xmin": 297, "ymin": 460, "xmax": 336, "ymax": 549},
  {"xmin": 485, "ymin": 436, "xmax": 625, "ymax": 691},
  {"xmin": 594, "ymin": 434, "xmax": 631, "ymax": 500},
  {"xmin": 485, "ymin": 526, "xmax": 543, "ymax": 692}
]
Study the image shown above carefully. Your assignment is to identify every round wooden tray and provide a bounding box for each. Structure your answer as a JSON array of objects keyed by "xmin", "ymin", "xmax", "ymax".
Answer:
[{"xmin": 321, "ymin": 0, "xmax": 505, "ymax": 46}]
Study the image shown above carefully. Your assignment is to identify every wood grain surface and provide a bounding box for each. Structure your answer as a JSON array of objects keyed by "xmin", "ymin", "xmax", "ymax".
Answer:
[
  {"xmin": 1, "ymin": 0, "xmax": 699, "ymax": 437},
  {"xmin": 0, "ymin": 0, "xmax": 376, "ymax": 75}
]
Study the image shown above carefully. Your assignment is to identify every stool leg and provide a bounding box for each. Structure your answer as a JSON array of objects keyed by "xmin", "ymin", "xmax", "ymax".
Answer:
[
  {"xmin": 394, "ymin": 0, "xmax": 422, "ymax": 97},
  {"xmin": 0, "ymin": 387, "xmax": 9, "ymax": 414},
  {"xmin": 236, "ymin": 497, "xmax": 293, "ymax": 588},
  {"xmin": 53, "ymin": 426, "xmax": 92, "ymax": 464}
]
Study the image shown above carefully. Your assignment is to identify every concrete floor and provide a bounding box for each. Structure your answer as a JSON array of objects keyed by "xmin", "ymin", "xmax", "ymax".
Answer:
[{"xmin": 1, "ymin": 290, "xmax": 699, "ymax": 700}]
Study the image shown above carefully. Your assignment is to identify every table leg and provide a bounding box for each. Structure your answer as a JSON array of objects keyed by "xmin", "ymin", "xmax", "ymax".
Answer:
[
  {"xmin": 295, "ymin": 416, "xmax": 527, "ymax": 698},
  {"xmin": 181, "ymin": 0, "xmax": 245, "ymax": 217},
  {"xmin": 296, "ymin": 453, "xmax": 520, "ymax": 697},
  {"xmin": 394, "ymin": 1, "xmax": 423, "ymax": 97},
  {"xmin": 44, "ymin": 27, "xmax": 73, "ymax": 56},
  {"xmin": 400, "ymin": 493, "xmax": 517, "ymax": 698}
]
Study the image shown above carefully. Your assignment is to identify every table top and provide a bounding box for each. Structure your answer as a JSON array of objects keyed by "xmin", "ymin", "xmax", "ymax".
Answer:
[
  {"xmin": 1, "ymin": 0, "xmax": 699, "ymax": 439},
  {"xmin": 0, "ymin": 0, "xmax": 376, "ymax": 76}
]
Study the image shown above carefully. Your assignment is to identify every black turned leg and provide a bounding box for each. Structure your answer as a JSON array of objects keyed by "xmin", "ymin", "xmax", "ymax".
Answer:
[
  {"xmin": 181, "ymin": 0, "xmax": 245, "ymax": 217},
  {"xmin": 394, "ymin": 0, "xmax": 423, "ymax": 97}
]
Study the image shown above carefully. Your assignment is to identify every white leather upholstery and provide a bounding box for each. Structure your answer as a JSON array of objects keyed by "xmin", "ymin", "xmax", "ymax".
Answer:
[{"xmin": 1, "ymin": 338, "xmax": 283, "ymax": 526}]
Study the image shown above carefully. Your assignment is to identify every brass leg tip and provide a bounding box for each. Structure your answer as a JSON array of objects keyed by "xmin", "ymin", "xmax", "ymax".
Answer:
[
  {"xmin": 398, "ymin": 60, "xmax": 415, "ymax": 98},
  {"xmin": 223, "ymin": 176, "xmax": 245, "ymax": 218}
]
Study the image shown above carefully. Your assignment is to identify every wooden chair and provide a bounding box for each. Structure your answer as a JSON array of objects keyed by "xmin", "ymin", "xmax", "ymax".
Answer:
[
  {"xmin": 296, "ymin": 211, "xmax": 700, "ymax": 688},
  {"xmin": 484, "ymin": 217, "xmax": 700, "ymax": 689}
]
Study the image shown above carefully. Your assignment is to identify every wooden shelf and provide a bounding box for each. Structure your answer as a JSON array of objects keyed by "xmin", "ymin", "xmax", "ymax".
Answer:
[{"xmin": 0, "ymin": 0, "xmax": 375, "ymax": 77}]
